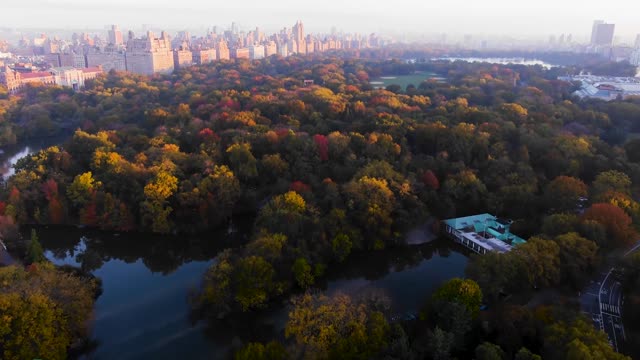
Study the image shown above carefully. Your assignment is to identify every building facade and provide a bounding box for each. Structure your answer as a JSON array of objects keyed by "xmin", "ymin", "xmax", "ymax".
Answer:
[
  {"xmin": 173, "ymin": 49, "xmax": 193, "ymax": 69},
  {"xmin": 1, "ymin": 66, "xmax": 102, "ymax": 92},
  {"xmin": 125, "ymin": 31, "xmax": 174, "ymax": 75},
  {"xmin": 192, "ymin": 48, "xmax": 217, "ymax": 65},
  {"xmin": 591, "ymin": 21, "xmax": 615, "ymax": 46},
  {"xmin": 86, "ymin": 51, "xmax": 127, "ymax": 72}
]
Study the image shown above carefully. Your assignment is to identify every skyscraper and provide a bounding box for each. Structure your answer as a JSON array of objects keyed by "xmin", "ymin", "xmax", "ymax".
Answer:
[
  {"xmin": 108, "ymin": 25, "xmax": 124, "ymax": 47},
  {"xmin": 590, "ymin": 20, "xmax": 615, "ymax": 46},
  {"xmin": 293, "ymin": 21, "xmax": 306, "ymax": 54},
  {"xmin": 635, "ymin": 34, "xmax": 640, "ymax": 49}
]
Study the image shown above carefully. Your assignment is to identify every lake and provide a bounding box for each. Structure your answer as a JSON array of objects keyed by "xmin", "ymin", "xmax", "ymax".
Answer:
[
  {"xmin": 4, "ymin": 138, "xmax": 471, "ymax": 359},
  {"xmin": 434, "ymin": 57, "xmax": 558, "ymax": 69},
  {"xmin": 32, "ymin": 225, "xmax": 468, "ymax": 359}
]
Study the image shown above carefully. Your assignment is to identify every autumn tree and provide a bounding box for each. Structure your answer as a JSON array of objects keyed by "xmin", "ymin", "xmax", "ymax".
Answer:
[
  {"xmin": 592, "ymin": 170, "xmax": 632, "ymax": 198},
  {"xmin": 292, "ymin": 258, "xmax": 315, "ymax": 289},
  {"xmin": 141, "ymin": 171, "xmax": 178, "ymax": 233},
  {"xmin": 285, "ymin": 292, "xmax": 390, "ymax": 359},
  {"xmin": 332, "ymin": 233, "xmax": 353, "ymax": 262},
  {"xmin": 544, "ymin": 176, "xmax": 588, "ymax": 212},
  {"xmin": 0, "ymin": 292, "xmax": 69, "ymax": 360},
  {"xmin": 256, "ymin": 191, "xmax": 312, "ymax": 239},
  {"xmin": 345, "ymin": 176, "xmax": 396, "ymax": 249},
  {"xmin": 0, "ymin": 264, "xmax": 97, "ymax": 360},
  {"xmin": 234, "ymin": 341, "xmax": 288, "ymax": 360},
  {"xmin": 226, "ymin": 143, "xmax": 258, "ymax": 180},
  {"xmin": 432, "ymin": 278, "xmax": 483, "ymax": 318},
  {"xmin": 234, "ymin": 256, "xmax": 279, "ymax": 311},
  {"xmin": 513, "ymin": 238, "xmax": 561, "ymax": 288},
  {"xmin": 553, "ymin": 233, "xmax": 599, "ymax": 286},
  {"xmin": 544, "ymin": 317, "xmax": 629, "ymax": 360},
  {"xmin": 582, "ymin": 203, "xmax": 636, "ymax": 248}
]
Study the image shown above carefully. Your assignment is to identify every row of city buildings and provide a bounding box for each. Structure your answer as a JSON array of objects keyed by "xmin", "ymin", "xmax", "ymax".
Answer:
[
  {"xmin": 3, "ymin": 21, "xmax": 386, "ymax": 78},
  {"xmin": 0, "ymin": 65, "xmax": 102, "ymax": 92}
]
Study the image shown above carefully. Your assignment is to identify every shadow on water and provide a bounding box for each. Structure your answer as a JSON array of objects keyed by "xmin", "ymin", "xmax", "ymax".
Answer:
[
  {"xmin": 28, "ymin": 219, "xmax": 254, "ymax": 360},
  {"xmin": 320, "ymin": 238, "xmax": 471, "ymax": 314}
]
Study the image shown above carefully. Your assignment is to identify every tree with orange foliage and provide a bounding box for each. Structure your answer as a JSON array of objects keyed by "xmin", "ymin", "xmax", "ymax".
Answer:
[
  {"xmin": 544, "ymin": 176, "xmax": 588, "ymax": 212},
  {"xmin": 582, "ymin": 203, "xmax": 637, "ymax": 248}
]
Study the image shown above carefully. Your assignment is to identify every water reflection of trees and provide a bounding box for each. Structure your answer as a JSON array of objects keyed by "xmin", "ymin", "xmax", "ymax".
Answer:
[
  {"xmin": 322, "ymin": 238, "xmax": 467, "ymax": 283},
  {"xmin": 25, "ymin": 217, "xmax": 253, "ymax": 274}
]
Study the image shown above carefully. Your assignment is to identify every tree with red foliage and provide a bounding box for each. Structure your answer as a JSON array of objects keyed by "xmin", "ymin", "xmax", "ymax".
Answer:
[
  {"xmin": 583, "ymin": 203, "xmax": 637, "ymax": 248},
  {"xmin": 80, "ymin": 196, "xmax": 98, "ymax": 227},
  {"xmin": 198, "ymin": 128, "xmax": 220, "ymax": 142},
  {"xmin": 48, "ymin": 197, "xmax": 64, "ymax": 224},
  {"xmin": 42, "ymin": 179, "xmax": 64, "ymax": 224},
  {"xmin": 8, "ymin": 187, "xmax": 20, "ymax": 205},
  {"xmin": 422, "ymin": 170, "xmax": 440, "ymax": 190},
  {"xmin": 290, "ymin": 181, "xmax": 311, "ymax": 194},
  {"xmin": 314, "ymin": 134, "xmax": 329, "ymax": 161},
  {"xmin": 42, "ymin": 179, "xmax": 59, "ymax": 201}
]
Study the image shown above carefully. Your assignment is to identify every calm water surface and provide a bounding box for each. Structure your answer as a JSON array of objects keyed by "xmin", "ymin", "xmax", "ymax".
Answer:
[
  {"xmin": 434, "ymin": 57, "xmax": 558, "ymax": 69},
  {"xmin": 34, "ymin": 226, "xmax": 468, "ymax": 359}
]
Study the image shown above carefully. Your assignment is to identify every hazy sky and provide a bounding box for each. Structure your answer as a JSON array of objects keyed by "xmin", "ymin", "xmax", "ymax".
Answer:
[{"xmin": 3, "ymin": 0, "xmax": 640, "ymax": 38}]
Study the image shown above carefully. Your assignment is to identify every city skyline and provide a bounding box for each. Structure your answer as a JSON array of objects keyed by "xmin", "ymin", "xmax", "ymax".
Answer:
[{"xmin": 3, "ymin": 0, "xmax": 640, "ymax": 38}]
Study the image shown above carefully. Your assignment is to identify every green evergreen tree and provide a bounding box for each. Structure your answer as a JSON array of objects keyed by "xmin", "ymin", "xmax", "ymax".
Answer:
[{"xmin": 26, "ymin": 229, "xmax": 46, "ymax": 264}]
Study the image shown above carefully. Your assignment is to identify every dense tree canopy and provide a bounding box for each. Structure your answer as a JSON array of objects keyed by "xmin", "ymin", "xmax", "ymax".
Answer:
[{"xmin": 1, "ymin": 53, "xmax": 639, "ymax": 359}]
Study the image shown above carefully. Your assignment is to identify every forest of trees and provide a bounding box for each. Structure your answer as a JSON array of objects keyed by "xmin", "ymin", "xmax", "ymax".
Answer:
[{"xmin": 0, "ymin": 53, "xmax": 639, "ymax": 358}]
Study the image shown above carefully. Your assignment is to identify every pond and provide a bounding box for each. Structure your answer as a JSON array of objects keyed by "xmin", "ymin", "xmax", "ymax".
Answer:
[
  {"xmin": 4, "ymin": 137, "xmax": 471, "ymax": 359},
  {"xmin": 32, "ymin": 225, "xmax": 469, "ymax": 359}
]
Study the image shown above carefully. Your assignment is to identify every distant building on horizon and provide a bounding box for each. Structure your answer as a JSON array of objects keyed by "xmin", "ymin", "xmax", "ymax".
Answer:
[
  {"xmin": 108, "ymin": 25, "xmax": 124, "ymax": 47},
  {"xmin": 591, "ymin": 20, "xmax": 615, "ymax": 46}
]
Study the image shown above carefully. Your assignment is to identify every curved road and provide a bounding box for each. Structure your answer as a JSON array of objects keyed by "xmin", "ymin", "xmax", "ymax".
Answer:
[{"xmin": 580, "ymin": 241, "xmax": 640, "ymax": 353}]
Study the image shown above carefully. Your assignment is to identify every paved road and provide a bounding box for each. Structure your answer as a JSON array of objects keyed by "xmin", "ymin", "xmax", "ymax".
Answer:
[
  {"xmin": 600, "ymin": 269, "xmax": 625, "ymax": 352},
  {"xmin": 580, "ymin": 241, "xmax": 640, "ymax": 353}
]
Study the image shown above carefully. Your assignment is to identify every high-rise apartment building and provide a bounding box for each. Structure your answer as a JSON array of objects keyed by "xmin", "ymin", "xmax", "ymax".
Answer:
[
  {"xmin": 173, "ymin": 48, "xmax": 193, "ymax": 69},
  {"xmin": 293, "ymin": 21, "xmax": 306, "ymax": 54},
  {"xmin": 86, "ymin": 51, "xmax": 127, "ymax": 72},
  {"xmin": 216, "ymin": 40, "xmax": 230, "ymax": 61},
  {"xmin": 192, "ymin": 48, "xmax": 217, "ymax": 65},
  {"xmin": 591, "ymin": 21, "xmax": 615, "ymax": 46},
  {"xmin": 233, "ymin": 47, "xmax": 250, "ymax": 59},
  {"xmin": 265, "ymin": 41, "xmax": 277, "ymax": 57},
  {"xmin": 60, "ymin": 52, "xmax": 87, "ymax": 68},
  {"xmin": 249, "ymin": 44, "xmax": 265, "ymax": 60},
  {"xmin": 125, "ymin": 31, "xmax": 174, "ymax": 75}
]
